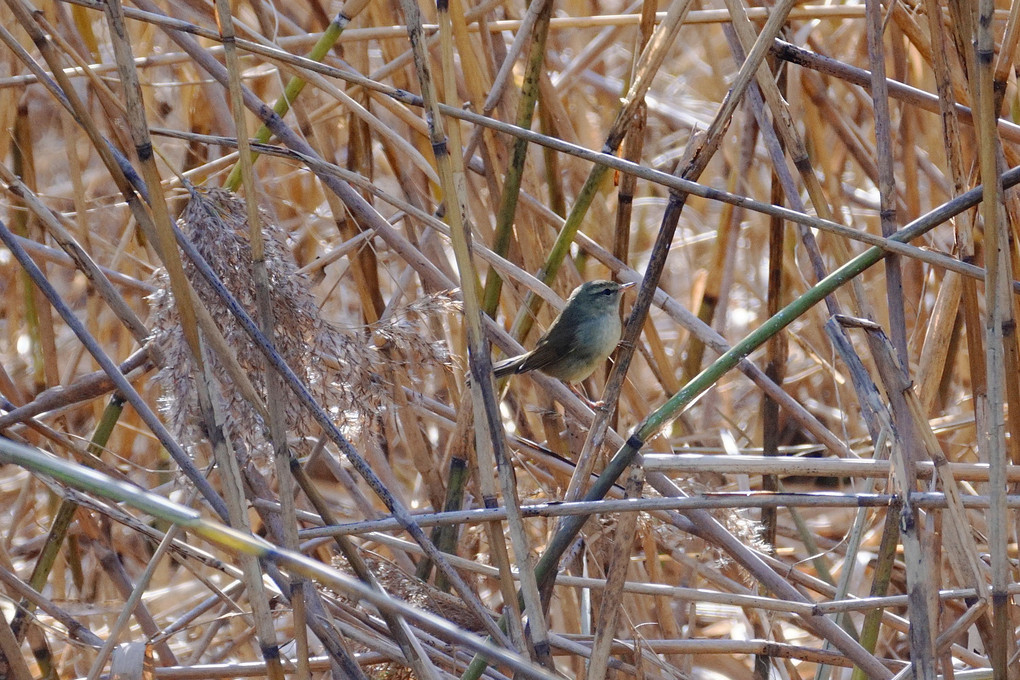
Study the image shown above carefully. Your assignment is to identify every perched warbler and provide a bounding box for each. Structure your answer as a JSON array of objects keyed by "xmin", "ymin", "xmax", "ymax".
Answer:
[{"xmin": 493, "ymin": 280, "xmax": 634, "ymax": 382}]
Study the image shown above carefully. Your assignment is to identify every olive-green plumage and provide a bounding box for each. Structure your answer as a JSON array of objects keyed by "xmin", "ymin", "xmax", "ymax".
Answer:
[{"xmin": 493, "ymin": 280, "xmax": 633, "ymax": 382}]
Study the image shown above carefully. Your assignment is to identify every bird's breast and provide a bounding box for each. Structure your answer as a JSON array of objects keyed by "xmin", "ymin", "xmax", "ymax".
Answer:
[{"xmin": 575, "ymin": 313, "xmax": 622, "ymax": 359}]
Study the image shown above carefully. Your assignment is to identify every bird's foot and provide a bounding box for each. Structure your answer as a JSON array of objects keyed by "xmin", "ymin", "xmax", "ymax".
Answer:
[{"xmin": 567, "ymin": 383, "xmax": 606, "ymax": 410}]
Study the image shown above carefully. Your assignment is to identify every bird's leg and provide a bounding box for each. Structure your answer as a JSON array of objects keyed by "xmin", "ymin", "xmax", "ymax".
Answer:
[{"xmin": 568, "ymin": 381, "xmax": 605, "ymax": 410}]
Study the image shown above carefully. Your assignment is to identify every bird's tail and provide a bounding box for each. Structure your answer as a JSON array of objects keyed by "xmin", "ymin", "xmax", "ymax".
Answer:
[{"xmin": 492, "ymin": 355, "xmax": 526, "ymax": 378}]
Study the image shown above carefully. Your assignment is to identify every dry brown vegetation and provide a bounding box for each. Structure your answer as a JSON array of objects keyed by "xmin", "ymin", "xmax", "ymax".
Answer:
[{"xmin": 1, "ymin": 0, "xmax": 1019, "ymax": 678}]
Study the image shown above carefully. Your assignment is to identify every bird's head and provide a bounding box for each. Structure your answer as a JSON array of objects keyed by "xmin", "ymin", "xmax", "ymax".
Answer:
[{"xmin": 568, "ymin": 279, "xmax": 635, "ymax": 316}]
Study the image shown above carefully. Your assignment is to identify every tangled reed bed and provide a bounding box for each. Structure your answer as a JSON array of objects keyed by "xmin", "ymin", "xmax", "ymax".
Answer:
[{"xmin": 0, "ymin": 0, "xmax": 1018, "ymax": 678}]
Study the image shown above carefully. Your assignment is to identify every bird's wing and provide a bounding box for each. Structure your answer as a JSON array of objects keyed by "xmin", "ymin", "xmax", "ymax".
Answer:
[{"xmin": 517, "ymin": 313, "xmax": 581, "ymax": 372}]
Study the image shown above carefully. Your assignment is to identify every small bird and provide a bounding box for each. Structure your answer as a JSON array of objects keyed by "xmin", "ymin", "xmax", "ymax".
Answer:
[{"xmin": 494, "ymin": 280, "xmax": 634, "ymax": 382}]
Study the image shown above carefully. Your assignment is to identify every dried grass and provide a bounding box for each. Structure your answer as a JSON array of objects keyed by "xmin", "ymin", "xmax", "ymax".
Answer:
[{"xmin": 0, "ymin": 0, "xmax": 1018, "ymax": 678}]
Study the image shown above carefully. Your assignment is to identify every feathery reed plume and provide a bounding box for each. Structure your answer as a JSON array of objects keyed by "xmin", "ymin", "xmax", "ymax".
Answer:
[{"xmin": 147, "ymin": 187, "xmax": 453, "ymax": 459}]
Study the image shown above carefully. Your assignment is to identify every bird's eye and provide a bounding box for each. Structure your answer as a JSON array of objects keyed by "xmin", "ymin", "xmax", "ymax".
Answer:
[{"xmin": 602, "ymin": 288, "xmax": 613, "ymax": 295}]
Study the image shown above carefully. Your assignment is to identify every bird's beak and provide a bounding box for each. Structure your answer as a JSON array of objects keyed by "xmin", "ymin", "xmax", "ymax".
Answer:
[{"xmin": 619, "ymin": 281, "xmax": 637, "ymax": 292}]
